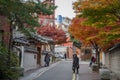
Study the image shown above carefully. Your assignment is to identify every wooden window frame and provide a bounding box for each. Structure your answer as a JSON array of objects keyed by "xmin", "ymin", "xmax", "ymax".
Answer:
[{"xmin": 0, "ymin": 30, "xmax": 4, "ymax": 45}]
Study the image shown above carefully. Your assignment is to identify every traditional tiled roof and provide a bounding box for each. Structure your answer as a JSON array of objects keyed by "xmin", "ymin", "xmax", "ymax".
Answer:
[
  {"xmin": 24, "ymin": 46, "xmax": 38, "ymax": 53},
  {"xmin": 13, "ymin": 31, "xmax": 54, "ymax": 44},
  {"xmin": 13, "ymin": 37, "xmax": 30, "ymax": 45},
  {"xmin": 109, "ymin": 42, "xmax": 120, "ymax": 51},
  {"xmin": 30, "ymin": 32, "xmax": 54, "ymax": 44}
]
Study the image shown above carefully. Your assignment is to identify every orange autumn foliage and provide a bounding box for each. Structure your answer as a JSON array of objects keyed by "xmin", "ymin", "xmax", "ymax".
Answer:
[
  {"xmin": 68, "ymin": 17, "xmax": 99, "ymax": 46},
  {"xmin": 72, "ymin": 0, "xmax": 120, "ymax": 51},
  {"xmin": 68, "ymin": 17, "xmax": 120, "ymax": 51}
]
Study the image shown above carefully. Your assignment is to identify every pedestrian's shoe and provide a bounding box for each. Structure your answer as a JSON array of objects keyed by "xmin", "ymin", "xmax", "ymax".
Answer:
[{"xmin": 77, "ymin": 71, "xmax": 79, "ymax": 74}]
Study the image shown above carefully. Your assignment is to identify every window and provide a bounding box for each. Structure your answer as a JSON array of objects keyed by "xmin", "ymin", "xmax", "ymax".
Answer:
[
  {"xmin": 0, "ymin": 30, "xmax": 4, "ymax": 45},
  {"xmin": 85, "ymin": 49, "xmax": 91, "ymax": 54}
]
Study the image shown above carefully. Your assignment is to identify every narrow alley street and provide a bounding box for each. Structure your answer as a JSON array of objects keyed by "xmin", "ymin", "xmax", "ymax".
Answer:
[
  {"xmin": 34, "ymin": 60, "xmax": 73, "ymax": 80},
  {"xmin": 20, "ymin": 60, "xmax": 101, "ymax": 80},
  {"xmin": 1, "ymin": 0, "xmax": 120, "ymax": 80}
]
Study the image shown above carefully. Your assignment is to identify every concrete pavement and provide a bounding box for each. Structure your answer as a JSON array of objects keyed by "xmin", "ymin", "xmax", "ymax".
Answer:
[
  {"xmin": 20, "ymin": 60, "xmax": 101, "ymax": 80},
  {"xmin": 34, "ymin": 60, "xmax": 73, "ymax": 80},
  {"xmin": 76, "ymin": 61, "xmax": 100, "ymax": 80},
  {"xmin": 20, "ymin": 61, "xmax": 60, "ymax": 80}
]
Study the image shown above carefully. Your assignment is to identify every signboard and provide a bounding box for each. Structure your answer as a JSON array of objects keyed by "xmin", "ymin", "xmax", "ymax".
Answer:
[{"xmin": 73, "ymin": 41, "xmax": 82, "ymax": 49}]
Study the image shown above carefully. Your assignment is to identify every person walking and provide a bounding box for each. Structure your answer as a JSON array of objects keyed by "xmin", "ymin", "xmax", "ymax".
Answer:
[
  {"xmin": 89, "ymin": 56, "xmax": 96, "ymax": 67},
  {"xmin": 64, "ymin": 53, "xmax": 67, "ymax": 60},
  {"xmin": 44, "ymin": 53, "xmax": 50, "ymax": 67},
  {"xmin": 72, "ymin": 54, "xmax": 79, "ymax": 74}
]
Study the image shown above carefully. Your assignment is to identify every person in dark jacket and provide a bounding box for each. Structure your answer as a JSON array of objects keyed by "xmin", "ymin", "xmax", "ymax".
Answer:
[
  {"xmin": 64, "ymin": 53, "xmax": 67, "ymax": 59},
  {"xmin": 72, "ymin": 54, "xmax": 79, "ymax": 74},
  {"xmin": 44, "ymin": 53, "xmax": 50, "ymax": 67}
]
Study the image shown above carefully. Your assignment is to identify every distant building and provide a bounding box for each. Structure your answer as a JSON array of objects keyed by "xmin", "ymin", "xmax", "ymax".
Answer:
[
  {"xmin": 56, "ymin": 16, "xmax": 71, "ymax": 37},
  {"xmin": 57, "ymin": 15, "xmax": 63, "ymax": 23},
  {"xmin": 39, "ymin": 0, "xmax": 55, "ymax": 26}
]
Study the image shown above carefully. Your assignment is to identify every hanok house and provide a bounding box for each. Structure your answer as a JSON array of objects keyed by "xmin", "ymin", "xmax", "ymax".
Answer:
[
  {"xmin": 13, "ymin": 29, "xmax": 54, "ymax": 72},
  {"xmin": 105, "ymin": 43, "xmax": 120, "ymax": 80},
  {"xmin": 0, "ymin": 15, "xmax": 54, "ymax": 72},
  {"xmin": 12, "ymin": 29, "xmax": 31, "ymax": 72},
  {"xmin": 30, "ymin": 33, "xmax": 54, "ymax": 67}
]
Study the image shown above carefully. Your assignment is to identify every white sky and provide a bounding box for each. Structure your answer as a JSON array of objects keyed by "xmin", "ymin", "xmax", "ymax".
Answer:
[{"xmin": 55, "ymin": 0, "xmax": 77, "ymax": 19}]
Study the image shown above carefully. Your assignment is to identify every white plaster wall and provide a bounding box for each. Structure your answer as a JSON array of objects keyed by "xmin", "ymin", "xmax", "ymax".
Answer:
[
  {"xmin": 102, "ymin": 52, "xmax": 105, "ymax": 65},
  {"xmin": 105, "ymin": 53, "xmax": 110, "ymax": 68},
  {"xmin": 23, "ymin": 52, "xmax": 37, "ymax": 71},
  {"xmin": 41, "ymin": 55, "xmax": 45, "ymax": 66},
  {"xmin": 13, "ymin": 46, "xmax": 24, "ymax": 68},
  {"xmin": 55, "ymin": 46, "xmax": 67, "ymax": 53}
]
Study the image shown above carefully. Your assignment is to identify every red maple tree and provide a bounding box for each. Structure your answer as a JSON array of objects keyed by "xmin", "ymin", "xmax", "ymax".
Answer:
[{"xmin": 37, "ymin": 25, "xmax": 67, "ymax": 44}]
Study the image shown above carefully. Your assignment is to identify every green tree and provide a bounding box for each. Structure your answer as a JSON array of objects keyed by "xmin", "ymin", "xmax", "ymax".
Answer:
[
  {"xmin": 71, "ymin": 0, "xmax": 120, "ymax": 68},
  {"xmin": 0, "ymin": 44, "xmax": 19, "ymax": 80},
  {"xmin": 0, "ymin": 0, "xmax": 56, "ymax": 28},
  {"xmin": 0, "ymin": 0, "xmax": 56, "ymax": 79},
  {"xmin": 72, "ymin": 0, "xmax": 120, "ymax": 49},
  {"xmin": 68, "ymin": 17, "xmax": 101, "ymax": 67}
]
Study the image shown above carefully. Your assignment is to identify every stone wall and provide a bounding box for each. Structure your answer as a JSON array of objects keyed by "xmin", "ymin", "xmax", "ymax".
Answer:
[
  {"xmin": 109, "ymin": 47, "xmax": 120, "ymax": 79},
  {"xmin": 23, "ymin": 52, "xmax": 37, "ymax": 71}
]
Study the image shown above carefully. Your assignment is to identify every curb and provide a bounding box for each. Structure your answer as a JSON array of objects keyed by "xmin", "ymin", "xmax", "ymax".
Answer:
[
  {"xmin": 72, "ymin": 73, "xmax": 76, "ymax": 80},
  {"xmin": 72, "ymin": 73, "xmax": 79, "ymax": 80},
  {"xmin": 20, "ymin": 61, "xmax": 60, "ymax": 80}
]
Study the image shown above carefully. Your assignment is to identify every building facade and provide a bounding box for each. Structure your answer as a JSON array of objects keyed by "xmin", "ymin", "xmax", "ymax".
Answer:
[{"xmin": 105, "ymin": 43, "xmax": 120, "ymax": 79}]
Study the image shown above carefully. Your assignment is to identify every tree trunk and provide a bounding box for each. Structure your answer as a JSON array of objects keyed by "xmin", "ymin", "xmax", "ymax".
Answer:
[
  {"xmin": 8, "ymin": 20, "xmax": 13, "ymax": 67},
  {"xmin": 96, "ymin": 48, "xmax": 100, "ymax": 68},
  {"xmin": 90, "ymin": 41, "xmax": 100, "ymax": 68}
]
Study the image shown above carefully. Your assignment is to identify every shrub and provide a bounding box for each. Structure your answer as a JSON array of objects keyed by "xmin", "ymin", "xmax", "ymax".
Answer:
[{"xmin": 0, "ymin": 45, "xmax": 20, "ymax": 80}]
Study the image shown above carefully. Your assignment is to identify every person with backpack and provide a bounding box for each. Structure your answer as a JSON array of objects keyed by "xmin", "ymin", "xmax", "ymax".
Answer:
[
  {"xmin": 44, "ymin": 53, "xmax": 50, "ymax": 67},
  {"xmin": 89, "ymin": 56, "xmax": 96, "ymax": 67},
  {"xmin": 72, "ymin": 54, "xmax": 79, "ymax": 74}
]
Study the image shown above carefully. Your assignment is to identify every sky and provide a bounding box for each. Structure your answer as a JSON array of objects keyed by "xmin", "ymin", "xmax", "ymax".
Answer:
[{"xmin": 55, "ymin": 0, "xmax": 77, "ymax": 19}]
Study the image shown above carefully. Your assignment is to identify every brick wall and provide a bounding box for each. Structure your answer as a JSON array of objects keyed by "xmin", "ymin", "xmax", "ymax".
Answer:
[
  {"xmin": 67, "ymin": 47, "xmax": 81, "ymax": 59},
  {"xmin": 0, "ymin": 15, "xmax": 10, "ymax": 48}
]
